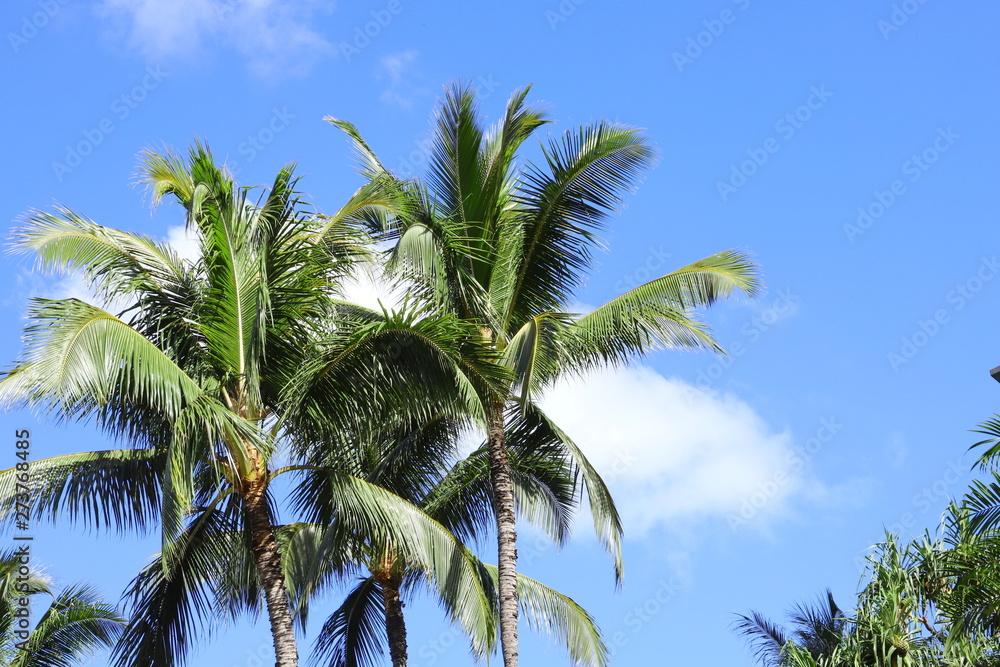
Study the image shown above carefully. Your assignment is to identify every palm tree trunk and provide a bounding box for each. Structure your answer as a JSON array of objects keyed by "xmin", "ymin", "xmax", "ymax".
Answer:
[
  {"xmin": 487, "ymin": 404, "xmax": 519, "ymax": 667},
  {"xmin": 243, "ymin": 479, "xmax": 299, "ymax": 667},
  {"xmin": 375, "ymin": 571, "xmax": 408, "ymax": 667}
]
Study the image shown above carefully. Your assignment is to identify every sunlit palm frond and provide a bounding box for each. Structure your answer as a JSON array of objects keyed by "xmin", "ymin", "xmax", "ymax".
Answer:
[
  {"xmin": 505, "ymin": 121, "xmax": 658, "ymax": 326},
  {"xmin": 289, "ymin": 469, "xmax": 496, "ymax": 655},
  {"xmin": 568, "ymin": 250, "xmax": 761, "ymax": 371},
  {"xmin": 481, "ymin": 565, "xmax": 608, "ymax": 667}
]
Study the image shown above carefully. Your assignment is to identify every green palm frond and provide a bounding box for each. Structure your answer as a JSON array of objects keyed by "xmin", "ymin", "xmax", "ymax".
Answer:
[
  {"xmin": 970, "ymin": 416, "xmax": 1000, "ymax": 468},
  {"xmin": 504, "ymin": 121, "xmax": 658, "ymax": 327},
  {"xmin": 962, "ymin": 473, "xmax": 1000, "ymax": 534},
  {"xmin": 569, "ymin": 249, "xmax": 761, "ymax": 369},
  {"xmin": 325, "ymin": 117, "xmax": 391, "ymax": 180},
  {"xmin": 289, "ymin": 468, "xmax": 496, "ymax": 655},
  {"xmin": 11, "ymin": 207, "xmax": 195, "ymax": 306},
  {"xmin": 113, "ymin": 498, "xmax": 241, "ymax": 667},
  {"xmin": 310, "ymin": 577, "xmax": 385, "ymax": 667},
  {"xmin": 480, "ymin": 564, "xmax": 608, "ymax": 667},
  {"xmin": 283, "ymin": 304, "xmax": 505, "ymax": 449},
  {"xmin": 0, "ymin": 450, "xmax": 162, "ymax": 534},
  {"xmin": 506, "ymin": 404, "xmax": 623, "ymax": 584},
  {"xmin": 420, "ymin": 449, "xmax": 496, "ymax": 546},
  {"xmin": 11, "ymin": 583, "xmax": 124, "ymax": 667},
  {"xmin": 733, "ymin": 609, "xmax": 790, "ymax": 667},
  {"xmin": 502, "ymin": 312, "xmax": 567, "ymax": 404},
  {"xmin": 423, "ymin": 441, "xmax": 577, "ymax": 548}
]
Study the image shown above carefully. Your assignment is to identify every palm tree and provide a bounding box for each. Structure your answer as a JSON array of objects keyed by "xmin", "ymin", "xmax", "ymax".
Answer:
[
  {"xmin": 286, "ymin": 416, "xmax": 607, "ymax": 667},
  {"xmin": 738, "ymin": 534, "xmax": 1000, "ymax": 667},
  {"xmin": 0, "ymin": 143, "xmax": 503, "ymax": 666},
  {"xmin": 327, "ymin": 82, "xmax": 761, "ymax": 665},
  {"xmin": 0, "ymin": 551, "xmax": 124, "ymax": 666},
  {"xmin": 735, "ymin": 590, "xmax": 846, "ymax": 667}
]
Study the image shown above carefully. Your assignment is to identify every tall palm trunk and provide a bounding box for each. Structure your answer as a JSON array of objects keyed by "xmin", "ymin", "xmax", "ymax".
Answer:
[
  {"xmin": 487, "ymin": 403, "xmax": 519, "ymax": 667},
  {"xmin": 243, "ymin": 477, "xmax": 299, "ymax": 667},
  {"xmin": 374, "ymin": 570, "xmax": 408, "ymax": 667}
]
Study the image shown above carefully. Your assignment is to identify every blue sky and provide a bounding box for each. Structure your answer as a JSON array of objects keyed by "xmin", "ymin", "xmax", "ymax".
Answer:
[{"xmin": 1, "ymin": 0, "xmax": 998, "ymax": 665}]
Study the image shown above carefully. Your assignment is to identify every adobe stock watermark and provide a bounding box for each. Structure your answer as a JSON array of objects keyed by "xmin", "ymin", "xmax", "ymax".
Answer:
[
  {"xmin": 226, "ymin": 107, "xmax": 295, "ymax": 177},
  {"xmin": 716, "ymin": 85, "xmax": 833, "ymax": 202},
  {"xmin": 852, "ymin": 458, "xmax": 967, "ymax": 573},
  {"xmin": 843, "ymin": 127, "xmax": 958, "ymax": 243},
  {"xmin": 393, "ymin": 76, "xmax": 501, "ymax": 177},
  {"xmin": 688, "ymin": 288, "xmax": 800, "ymax": 395},
  {"xmin": 613, "ymin": 246, "xmax": 672, "ymax": 292},
  {"xmin": 8, "ymin": 0, "xmax": 69, "ymax": 53},
  {"xmin": 672, "ymin": 0, "xmax": 752, "ymax": 73},
  {"xmin": 877, "ymin": 0, "xmax": 931, "ymax": 40},
  {"xmin": 415, "ymin": 627, "xmax": 461, "ymax": 665},
  {"xmin": 607, "ymin": 578, "xmax": 682, "ymax": 656},
  {"xmin": 338, "ymin": 0, "xmax": 404, "ymax": 63},
  {"xmin": 213, "ymin": 0, "xmax": 244, "ymax": 19},
  {"xmin": 51, "ymin": 65, "xmax": 170, "ymax": 183},
  {"xmin": 228, "ymin": 640, "xmax": 274, "ymax": 667},
  {"xmin": 887, "ymin": 255, "xmax": 999, "ymax": 372},
  {"xmin": 727, "ymin": 417, "xmax": 843, "ymax": 532},
  {"xmin": 545, "ymin": 0, "xmax": 587, "ymax": 30}
]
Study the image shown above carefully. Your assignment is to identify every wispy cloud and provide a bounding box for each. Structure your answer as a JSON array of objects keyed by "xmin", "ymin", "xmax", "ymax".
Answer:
[
  {"xmin": 377, "ymin": 50, "xmax": 426, "ymax": 108},
  {"xmin": 98, "ymin": 0, "xmax": 334, "ymax": 76}
]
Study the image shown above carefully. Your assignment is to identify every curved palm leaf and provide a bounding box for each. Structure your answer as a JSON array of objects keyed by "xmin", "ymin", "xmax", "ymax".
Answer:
[
  {"xmin": 0, "ymin": 450, "xmax": 163, "ymax": 534},
  {"xmin": 12, "ymin": 584, "xmax": 125, "ymax": 667},
  {"xmin": 506, "ymin": 403, "xmax": 623, "ymax": 584},
  {"xmin": 480, "ymin": 565, "xmax": 608, "ymax": 667},
  {"xmin": 289, "ymin": 468, "xmax": 497, "ymax": 655},
  {"xmin": 310, "ymin": 577, "xmax": 385, "ymax": 667}
]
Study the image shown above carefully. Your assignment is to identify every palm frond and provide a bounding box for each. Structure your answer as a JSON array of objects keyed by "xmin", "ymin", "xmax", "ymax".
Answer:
[
  {"xmin": 733, "ymin": 610, "xmax": 789, "ymax": 667},
  {"xmin": 481, "ymin": 565, "xmax": 608, "ymax": 667},
  {"xmin": 12, "ymin": 584, "xmax": 124, "ymax": 667},
  {"xmin": 0, "ymin": 450, "xmax": 162, "ymax": 534},
  {"xmin": 507, "ymin": 404, "xmax": 623, "ymax": 584},
  {"xmin": 505, "ymin": 121, "xmax": 658, "ymax": 327},
  {"xmin": 567, "ymin": 250, "xmax": 761, "ymax": 371},
  {"xmin": 113, "ymin": 500, "xmax": 240, "ymax": 667},
  {"xmin": 289, "ymin": 468, "xmax": 496, "ymax": 655},
  {"xmin": 310, "ymin": 577, "xmax": 385, "ymax": 667}
]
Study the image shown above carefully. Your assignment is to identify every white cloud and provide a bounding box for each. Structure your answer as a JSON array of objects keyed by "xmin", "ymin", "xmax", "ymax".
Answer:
[
  {"xmin": 98, "ymin": 0, "xmax": 334, "ymax": 76},
  {"xmin": 377, "ymin": 50, "xmax": 427, "ymax": 108},
  {"xmin": 539, "ymin": 366, "xmax": 827, "ymax": 535},
  {"xmin": 164, "ymin": 224, "xmax": 201, "ymax": 264}
]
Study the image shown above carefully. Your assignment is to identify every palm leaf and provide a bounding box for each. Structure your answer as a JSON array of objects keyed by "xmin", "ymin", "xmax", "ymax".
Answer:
[
  {"xmin": 506, "ymin": 404, "xmax": 623, "ymax": 584},
  {"xmin": 11, "ymin": 584, "xmax": 124, "ymax": 667},
  {"xmin": 0, "ymin": 450, "xmax": 163, "ymax": 534},
  {"xmin": 481, "ymin": 564, "xmax": 609, "ymax": 667},
  {"xmin": 504, "ymin": 121, "xmax": 658, "ymax": 328},
  {"xmin": 289, "ymin": 468, "xmax": 496, "ymax": 655},
  {"xmin": 568, "ymin": 249, "xmax": 761, "ymax": 369},
  {"xmin": 310, "ymin": 577, "xmax": 385, "ymax": 667}
]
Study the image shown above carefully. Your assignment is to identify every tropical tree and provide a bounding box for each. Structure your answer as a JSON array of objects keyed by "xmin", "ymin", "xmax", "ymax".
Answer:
[
  {"xmin": 327, "ymin": 82, "xmax": 761, "ymax": 665},
  {"xmin": 286, "ymin": 416, "xmax": 606, "ymax": 667},
  {"xmin": 0, "ymin": 551, "xmax": 124, "ymax": 666},
  {"xmin": 735, "ymin": 589, "xmax": 847, "ymax": 667},
  {"xmin": 0, "ymin": 143, "xmax": 504, "ymax": 667},
  {"xmin": 737, "ymin": 533, "xmax": 1000, "ymax": 667}
]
